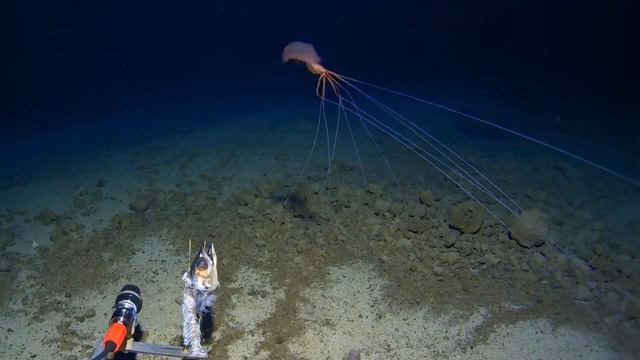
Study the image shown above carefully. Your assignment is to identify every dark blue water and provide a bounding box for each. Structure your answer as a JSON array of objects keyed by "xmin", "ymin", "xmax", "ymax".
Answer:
[{"xmin": 4, "ymin": 0, "xmax": 638, "ymax": 185}]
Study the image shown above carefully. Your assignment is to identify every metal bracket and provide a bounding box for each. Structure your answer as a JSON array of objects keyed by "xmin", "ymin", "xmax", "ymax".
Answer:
[{"xmin": 90, "ymin": 337, "xmax": 209, "ymax": 359}]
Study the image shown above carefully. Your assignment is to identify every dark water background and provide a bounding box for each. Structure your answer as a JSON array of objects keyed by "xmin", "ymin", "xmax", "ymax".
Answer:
[{"xmin": 3, "ymin": 0, "xmax": 639, "ymax": 185}]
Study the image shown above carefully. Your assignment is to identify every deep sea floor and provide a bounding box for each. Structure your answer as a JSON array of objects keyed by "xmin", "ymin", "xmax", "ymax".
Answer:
[{"xmin": 0, "ymin": 111, "xmax": 639, "ymax": 359}]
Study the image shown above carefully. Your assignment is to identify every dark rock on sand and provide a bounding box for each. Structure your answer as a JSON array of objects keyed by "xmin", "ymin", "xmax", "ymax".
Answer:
[
  {"xmin": 236, "ymin": 191, "xmax": 256, "ymax": 206},
  {"xmin": 255, "ymin": 181, "xmax": 275, "ymax": 198},
  {"xmin": 95, "ymin": 178, "xmax": 107, "ymax": 188},
  {"xmin": 366, "ymin": 183, "xmax": 383, "ymax": 197},
  {"xmin": 573, "ymin": 284, "xmax": 593, "ymax": 302},
  {"xmin": 72, "ymin": 189, "xmax": 91, "ymax": 210},
  {"xmin": 406, "ymin": 219, "xmax": 429, "ymax": 234},
  {"xmin": 418, "ymin": 189, "xmax": 436, "ymax": 207},
  {"xmin": 35, "ymin": 209, "xmax": 58, "ymax": 225},
  {"xmin": 345, "ymin": 349, "xmax": 361, "ymax": 360},
  {"xmin": 373, "ymin": 199, "xmax": 390, "ymax": 215},
  {"xmin": 83, "ymin": 308, "xmax": 96, "ymax": 319},
  {"xmin": 407, "ymin": 203, "xmax": 427, "ymax": 218},
  {"xmin": 389, "ymin": 201, "xmax": 405, "ymax": 217},
  {"xmin": 509, "ymin": 209, "xmax": 552, "ymax": 248},
  {"xmin": 0, "ymin": 259, "xmax": 11, "ymax": 272},
  {"xmin": 449, "ymin": 201, "xmax": 484, "ymax": 234},
  {"xmin": 129, "ymin": 197, "xmax": 151, "ymax": 213},
  {"xmin": 0, "ymin": 228, "xmax": 15, "ymax": 249},
  {"xmin": 456, "ymin": 235, "xmax": 475, "ymax": 256},
  {"xmin": 443, "ymin": 230, "xmax": 459, "ymax": 248}
]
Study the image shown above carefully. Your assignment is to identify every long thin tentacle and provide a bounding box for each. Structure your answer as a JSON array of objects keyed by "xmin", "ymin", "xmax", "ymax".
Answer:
[
  {"xmin": 284, "ymin": 76, "xmax": 326, "ymax": 207},
  {"xmin": 320, "ymin": 75, "xmax": 333, "ymax": 199},
  {"xmin": 334, "ymin": 73, "xmax": 522, "ymax": 215},
  {"xmin": 340, "ymin": 94, "xmax": 369, "ymax": 187},
  {"xmin": 327, "ymin": 73, "xmax": 400, "ymax": 189},
  {"xmin": 330, "ymin": 77, "xmax": 516, "ymax": 218},
  {"xmin": 324, "ymin": 95, "xmax": 517, "ymax": 232},
  {"xmin": 334, "ymin": 73, "xmax": 640, "ymax": 187}
]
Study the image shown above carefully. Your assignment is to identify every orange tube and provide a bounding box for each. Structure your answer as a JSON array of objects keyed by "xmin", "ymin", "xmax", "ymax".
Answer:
[{"xmin": 103, "ymin": 322, "xmax": 128, "ymax": 351}]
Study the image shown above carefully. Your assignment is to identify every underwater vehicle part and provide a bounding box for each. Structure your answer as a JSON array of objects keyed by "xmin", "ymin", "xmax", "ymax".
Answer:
[
  {"xmin": 182, "ymin": 241, "xmax": 219, "ymax": 356},
  {"xmin": 90, "ymin": 284, "xmax": 208, "ymax": 359},
  {"xmin": 282, "ymin": 41, "xmax": 639, "ymax": 238},
  {"xmin": 91, "ymin": 284, "xmax": 142, "ymax": 360}
]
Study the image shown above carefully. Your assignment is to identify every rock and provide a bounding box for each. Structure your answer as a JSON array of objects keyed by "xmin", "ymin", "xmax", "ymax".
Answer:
[
  {"xmin": 456, "ymin": 236, "xmax": 474, "ymax": 256},
  {"xmin": 0, "ymin": 259, "xmax": 10, "ymax": 272},
  {"xmin": 59, "ymin": 220, "xmax": 84, "ymax": 235},
  {"xmin": 345, "ymin": 349, "xmax": 361, "ymax": 360},
  {"xmin": 335, "ymin": 185, "xmax": 355, "ymax": 205},
  {"xmin": 72, "ymin": 189, "xmax": 91, "ymax": 209},
  {"xmin": 449, "ymin": 201, "xmax": 484, "ymax": 234},
  {"xmin": 406, "ymin": 219, "xmax": 429, "ymax": 234},
  {"xmin": 445, "ymin": 252, "xmax": 461, "ymax": 265},
  {"xmin": 366, "ymin": 183, "xmax": 383, "ymax": 196},
  {"xmin": 317, "ymin": 207, "xmax": 336, "ymax": 221},
  {"xmin": 509, "ymin": 209, "xmax": 552, "ymax": 248},
  {"xmin": 481, "ymin": 253, "xmax": 501, "ymax": 267},
  {"xmin": 129, "ymin": 197, "xmax": 151, "ymax": 213},
  {"xmin": 443, "ymin": 230, "xmax": 459, "ymax": 248},
  {"xmin": 373, "ymin": 199, "xmax": 390, "ymax": 215},
  {"xmin": 309, "ymin": 182, "xmax": 322, "ymax": 194},
  {"xmin": 269, "ymin": 213, "xmax": 286, "ymax": 225},
  {"xmin": 624, "ymin": 297, "xmax": 640, "ymax": 320},
  {"xmin": 407, "ymin": 203, "xmax": 427, "ymax": 218},
  {"xmin": 603, "ymin": 292, "xmax": 623, "ymax": 313},
  {"xmin": 397, "ymin": 238, "xmax": 412, "ymax": 248},
  {"xmin": 83, "ymin": 308, "xmax": 96, "ymax": 319},
  {"xmin": 549, "ymin": 253, "xmax": 567, "ymax": 268},
  {"xmin": 389, "ymin": 201, "xmax": 405, "ymax": 217},
  {"xmin": 432, "ymin": 265, "xmax": 446, "ymax": 276},
  {"xmin": 550, "ymin": 212, "xmax": 563, "ymax": 225},
  {"xmin": 91, "ymin": 188, "xmax": 104, "ymax": 202},
  {"xmin": 237, "ymin": 191, "xmax": 256, "ymax": 206},
  {"xmin": 35, "ymin": 209, "xmax": 58, "ymax": 225},
  {"xmin": 615, "ymin": 254, "xmax": 635, "ymax": 278},
  {"xmin": 568, "ymin": 256, "xmax": 593, "ymax": 278},
  {"xmin": 592, "ymin": 242, "xmax": 608, "ymax": 257},
  {"xmin": 0, "ymin": 228, "xmax": 14, "ymax": 249},
  {"xmin": 255, "ymin": 181, "xmax": 275, "ymax": 198},
  {"xmin": 573, "ymin": 285, "xmax": 593, "ymax": 302},
  {"xmin": 418, "ymin": 189, "xmax": 436, "ymax": 207}
]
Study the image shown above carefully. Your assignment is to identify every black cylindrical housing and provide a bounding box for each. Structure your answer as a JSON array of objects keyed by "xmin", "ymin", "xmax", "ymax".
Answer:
[{"xmin": 114, "ymin": 284, "xmax": 143, "ymax": 313}]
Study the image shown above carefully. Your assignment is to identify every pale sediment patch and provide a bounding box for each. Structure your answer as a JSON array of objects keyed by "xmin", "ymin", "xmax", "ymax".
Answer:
[
  {"xmin": 122, "ymin": 235, "xmax": 186, "ymax": 345},
  {"xmin": 458, "ymin": 318, "xmax": 630, "ymax": 360},
  {"xmin": 288, "ymin": 262, "xmax": 625, "ymax": 359},
  {"xmin": 289, "ymin": 262, "xmax": 487, "ymax": 358},
  {"xmin": 224, "ymin": 267, "xmax": 285, "ymax": 358},
  {"xmin": 226, "ymin": 330, "xmax": 269, "ymax": 360}
]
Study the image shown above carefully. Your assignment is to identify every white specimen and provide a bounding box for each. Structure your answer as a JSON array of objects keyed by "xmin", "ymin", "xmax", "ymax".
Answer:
[{"xmin": 182, "ymin": 241, "xmax": 220, "ymax": 356}]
